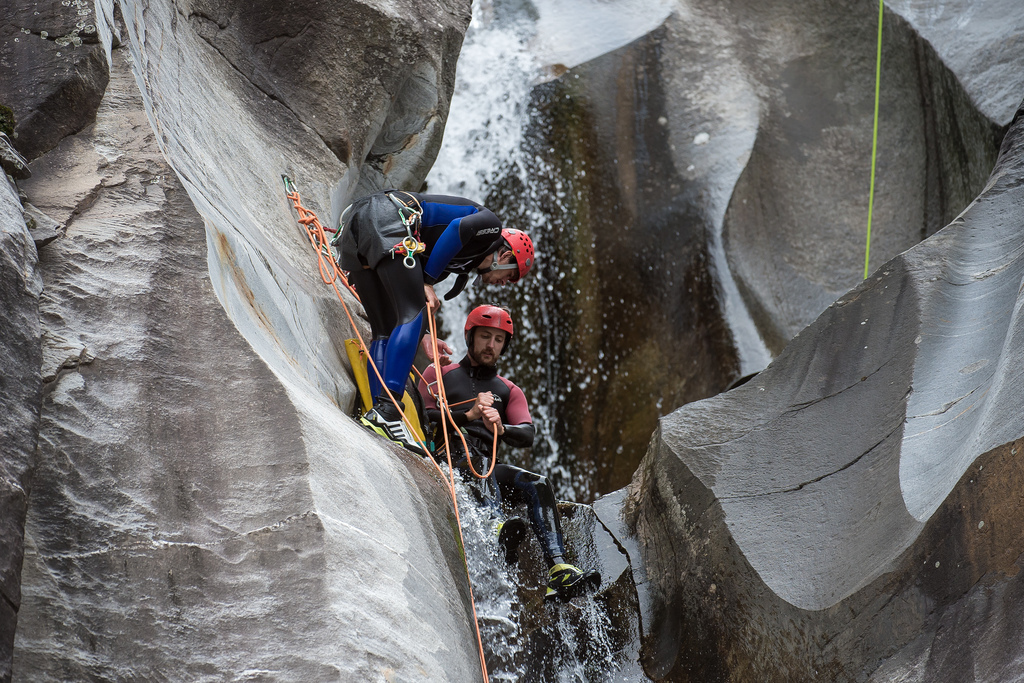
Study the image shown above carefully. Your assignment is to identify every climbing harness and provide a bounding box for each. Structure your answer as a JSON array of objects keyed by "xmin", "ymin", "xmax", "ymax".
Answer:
[
  {"xmin": 284, "ymin": 178, "xmax": 491, "ymax": 683},
  {"xmin": 864, "ymin": 0, "xmax": 884, "ymax": 279},
  {"xmin": 387, "ymin": 191, "xmax": 426, "ymax": 268}
]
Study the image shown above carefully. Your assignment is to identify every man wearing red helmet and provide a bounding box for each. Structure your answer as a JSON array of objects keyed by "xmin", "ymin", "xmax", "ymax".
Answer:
[
  {"xmin": 338, "ymin": 190, "xmax": 534, "ymax": 453},
  {"xmin": 418, "ymin": 305, "xmax": 599, "ymax": 600}
]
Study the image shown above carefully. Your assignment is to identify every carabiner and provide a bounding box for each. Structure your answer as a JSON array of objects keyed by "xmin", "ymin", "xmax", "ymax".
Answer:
[{"xmin": 400, "ymin": 236, "xmax": 420, "ymax": 269}]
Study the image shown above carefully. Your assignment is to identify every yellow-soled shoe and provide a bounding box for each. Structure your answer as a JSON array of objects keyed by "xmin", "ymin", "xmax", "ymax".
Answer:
[
  {"xmin": 545, "ymin": 563, "xmax": 601, "ymax": 600},
  {"xmin": 360, "ymin": 408, "xmax": 425, "ymax": 457}
]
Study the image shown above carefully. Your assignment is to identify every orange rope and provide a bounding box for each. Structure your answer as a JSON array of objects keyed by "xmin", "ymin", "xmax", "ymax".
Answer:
[
  {"xmin": 285, "ymin": 185, "xmax": 361, "ymax": 301},
  {"xmin": 285, "ymin": 179, "xmax": 490, "ymax": 682},
  {"xmin": 413, "ymin": 365, "xmax": 498, "ymax": 409}
]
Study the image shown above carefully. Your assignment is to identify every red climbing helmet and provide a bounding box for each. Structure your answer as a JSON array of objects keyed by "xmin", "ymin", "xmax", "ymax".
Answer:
[
  {"xmin": 501, "ymin": 228, "xmax": 534, "ymax": 282},
  {"xmin": 464, "ymin": 305, "xmax": 514, "ymax": 354}
]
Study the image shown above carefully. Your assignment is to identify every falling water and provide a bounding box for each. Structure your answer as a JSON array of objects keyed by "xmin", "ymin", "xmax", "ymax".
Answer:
[
  {"xmin": 425, "ymin": 0, "xmax": 572, "ymax": 500},
  {"xmin": 426, "ymin": 3, "xmax": 677, "ymax": 677},
  {"xmin": 453, "ymin": 472, "xmax": 635, "ymax": 682}
]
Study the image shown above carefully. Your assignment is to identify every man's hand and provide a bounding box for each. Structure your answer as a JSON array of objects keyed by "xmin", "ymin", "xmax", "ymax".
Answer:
[
  {"xmin": 480, "ymin": 406, "xmax": 505, "ymax": 435},
  {"xmin": 465, "ymin": 392, "xmax": 494, "ymax": 421},
  {"xmin": 421, "ymin": 336, "xmax": 453, "ymax": 366},
  {"xmin": 464, "ymin": 392, "xmax": 504, "ymax": 435},
  {"xmin": 424, "ymin": 284, "xmax": 441, "ymax": 312}
]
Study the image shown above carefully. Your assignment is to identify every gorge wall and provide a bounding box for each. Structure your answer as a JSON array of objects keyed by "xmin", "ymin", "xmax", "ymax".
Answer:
[
  {"xmin": 457, "ymin": 0, "xmax": 1013, "ymax": 502},
  {"xmin": 616, "ymin": 100, "xmax": 1024, "ymax": 681},
  {"xmin": 3, "ymin": 0, "xmax": 1024, "ymax": 681},
  {"xmin": 3, "ymin": 0, "xmax": 491, "ymax": 680}
]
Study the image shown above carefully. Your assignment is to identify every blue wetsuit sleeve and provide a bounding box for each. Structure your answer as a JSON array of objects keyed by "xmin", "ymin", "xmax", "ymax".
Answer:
[
  {"xmin": 421, "ymin": 201, "xmax": 502, "ymax": 282},
  {"xmin": 424, "ymin": 219, "xmax": 466, "ymax": 280}
]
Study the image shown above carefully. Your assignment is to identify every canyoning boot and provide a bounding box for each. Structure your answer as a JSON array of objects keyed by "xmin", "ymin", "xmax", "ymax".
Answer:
[
  {"xmin": 545, "ymin": 564, "xmax": 601, "ymax": 601},
  {"xmin": 360, "ymin": 402, "xmax": 426, "ymax": 457},
  {"xmin": 496, "ymin": 516, "xmax": 528, "ymax": 564}
]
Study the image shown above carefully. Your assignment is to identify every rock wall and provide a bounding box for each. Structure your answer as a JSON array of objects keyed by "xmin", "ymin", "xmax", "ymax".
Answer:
[
  {"xmin": 616, "ymin": 99, "xmax": 1024, "ymax": 681},
  {"xmin": 480, "ymin": 53, "xmax": 740, "ymax": 500},
  {"xmin": 0, "ymin": 0, "xmax": 109, "ymax": 160},
  {"xmin": 5, "ymin": 0, "xmax": 487, "ymax": 680},
  {"xmin": 474, "ymin": 0, "xmax": 1014, "ymax": 501},
  {"xmin": 0, "ymin": 157, "xmax": 42, "ymax": 683},
  {"xmin": 4, "ymin": 0, "xmax": 1024, "ymax": 679},
  {"xmin": 720, "ymin": 1, "xmax": 1005, "ymax": 355}
]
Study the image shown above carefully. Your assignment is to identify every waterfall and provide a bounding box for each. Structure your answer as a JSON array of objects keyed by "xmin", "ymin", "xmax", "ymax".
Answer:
[
  {"xmin": 426, "ymin": 2, "xmax": 674, "ymax": 678},
  {"xmin": 454, "ymin": 473, "xmax": 626, "ymax": 681}
]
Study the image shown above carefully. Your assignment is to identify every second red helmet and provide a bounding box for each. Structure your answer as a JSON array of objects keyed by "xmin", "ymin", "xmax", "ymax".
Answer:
[{"xmin": 464, "ymin": 305, "xmax": 514, "ymax": 354}]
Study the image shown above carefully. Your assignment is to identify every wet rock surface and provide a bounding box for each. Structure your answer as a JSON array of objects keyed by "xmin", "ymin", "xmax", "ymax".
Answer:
[
  {"xmin": 12, "ymin": 41, "xmax": 482, "ymax": 681},
  {"xmin": 459, "ymin": 486, "xmax": 645, "ymax": 682},
  {"xmin": 176, "ymin": 0, "xmax": 468, "ymax": 197},
  {"xmin": 470, "ymin": 0, "xmax": 1013, "ymax": 502},
  {"xmin": 482, "ymin": 62, "xmax": 739, "ymax": 500},
  {"xmin": 887, "ymin": 0, "xmax": 1024, "ymax": 126},
  {"xmin": 619, "ymin": 100, "xmax": 1024, "ymax": 681},
  {"xmin": 2, "ymin": 0, "xmax": 1024, "ymax": 679},
  {"xmin": 720, "ymin": 2, "xmax": 1004, "ymax": 355},
  {"xmin": 0, "ymin": 174, "xmax": 42, "ymax": 683}
]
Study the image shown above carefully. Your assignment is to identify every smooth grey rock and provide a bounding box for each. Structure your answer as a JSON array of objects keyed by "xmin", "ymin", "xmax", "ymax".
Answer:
[
  {"xmin": 669, "ymin": 0, "xmax": 1005, "ymax": 358},
  {"xmin": 475, "ymin": 0, "xmax": 1013, "ymax": 501},
  {"xmin": 20, "ymin": 204, "xmax": 61, "ymax": 249},
  {"xmin": 0, "ymin": 177, "xmax": 42, "ymax": 682},
  {"xmin": 0, "ymin": 0, "xmax": 109, "ymax": 160},
  {"xmin": 0, "ymin": 134, "xmax": 30, "ymax": 180},
  {"xmin": 109, "ymin": 0, "xmax": 470, "ymax": 405},
  {"xmin": 620, "ymin": 100, "xmax": 1024, "ymax": 681},
  {"xmin": 13, "ymin": 31, "xmax": 483, "ymax": 683},
  {"xmin": 887, "ymin": 0, "xmax": 1024, "ymax": 126}
]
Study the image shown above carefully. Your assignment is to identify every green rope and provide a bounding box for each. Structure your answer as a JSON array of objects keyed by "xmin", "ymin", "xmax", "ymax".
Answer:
[{"xmin": 864, "ymin": 0, "xmax": 884, "ymax": 279}]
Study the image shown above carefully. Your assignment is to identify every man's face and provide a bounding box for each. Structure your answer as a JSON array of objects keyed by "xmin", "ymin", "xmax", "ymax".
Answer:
[
  {"xmin": 479, "ymin": 251, "xmax": 518, "ymax": 286},
  {"xmin": 468, "ymin": 327, "xmax": 507, "ymax": 366}
]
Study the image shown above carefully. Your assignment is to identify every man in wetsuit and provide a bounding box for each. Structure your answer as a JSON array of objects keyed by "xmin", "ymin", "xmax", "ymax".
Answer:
[
  {"xmin": 418, "ymin": 305, "xmax": 600, "ymax": 600},
  {"xmin": 338, "ymin": 190, "xmax": 534, "ymax": 453}
]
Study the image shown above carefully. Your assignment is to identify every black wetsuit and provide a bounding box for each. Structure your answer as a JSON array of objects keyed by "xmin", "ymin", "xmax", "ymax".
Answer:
[
  {"xmin": 339, "ymin": 191, "xmax": 504, "ymax": 400},
  {"xmin": 419, "ymin": 356, "xmax": 567, "ymax": 566}
]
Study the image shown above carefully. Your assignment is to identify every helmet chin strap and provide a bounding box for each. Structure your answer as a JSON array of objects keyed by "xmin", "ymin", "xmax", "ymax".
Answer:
[
  {"xmin": 474, "ymin": 249, "xmax": 517, "ymax": 286},
  {"xmin": 486, "ymin": 249, "xmax": 518, "ymax": 272}
]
